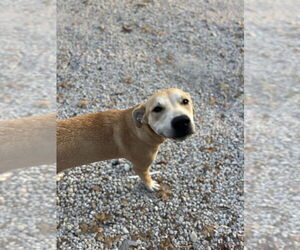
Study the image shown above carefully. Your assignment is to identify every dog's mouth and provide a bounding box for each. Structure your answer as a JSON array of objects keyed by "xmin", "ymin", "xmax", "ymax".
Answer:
[
  {"xmin": 152, "ymin": 125, "xmax": 195, "ymax": 141},
  {"xmin": 171, "ymin": 126, "xmax": 195, "ymax": 140},
  {"xmin": 171, "ymin": 131, "xmax": 194, "ymax": 141},
  {"xmin": 159, "ymin": 129, "xmax": 195, "ymax": 141}
]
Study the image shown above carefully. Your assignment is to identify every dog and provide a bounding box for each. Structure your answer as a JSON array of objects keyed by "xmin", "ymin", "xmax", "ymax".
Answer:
[{"xmin": 57, "ymin": 88, "xmax": 195, "ymax": 190}]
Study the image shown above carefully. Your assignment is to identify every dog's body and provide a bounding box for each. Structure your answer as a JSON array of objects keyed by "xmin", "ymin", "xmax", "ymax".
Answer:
[{"xmin": 57, "ymin": 88, "xmax": 195, "ymax": 190}]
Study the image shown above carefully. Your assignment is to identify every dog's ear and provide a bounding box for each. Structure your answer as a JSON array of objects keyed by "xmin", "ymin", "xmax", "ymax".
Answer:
[{"xmin": 132, "ymin": 104, "xmax": 146, "ymax": 128}]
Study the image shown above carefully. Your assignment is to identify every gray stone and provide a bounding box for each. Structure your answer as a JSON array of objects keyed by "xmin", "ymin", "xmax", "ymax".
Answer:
[
  {"xmin": 190, "ymin": 231, "xmax": 198, "ymax": 243},
  {"xmin": 122, "ymin": 227, "xmax": 129, "ymax": 234}
]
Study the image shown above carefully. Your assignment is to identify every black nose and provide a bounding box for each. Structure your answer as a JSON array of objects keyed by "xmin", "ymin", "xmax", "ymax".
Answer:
[{"xmin": 171, "ymin": 115, "xmax": 191, "ymax": 130}]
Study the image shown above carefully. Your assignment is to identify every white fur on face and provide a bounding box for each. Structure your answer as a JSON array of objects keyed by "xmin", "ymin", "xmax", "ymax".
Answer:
[{"xmin": 147, "ymin": 91, "xmax": 195, "ymax": 138}]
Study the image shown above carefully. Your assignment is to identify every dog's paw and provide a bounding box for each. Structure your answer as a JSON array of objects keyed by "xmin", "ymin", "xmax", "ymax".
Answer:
[{"xmin": 146, "ymin": 180, "xmax": 160, "ymax": 192}]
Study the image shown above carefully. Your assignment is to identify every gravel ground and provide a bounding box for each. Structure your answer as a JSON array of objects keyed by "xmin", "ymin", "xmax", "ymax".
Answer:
[
  {"xmin": 57, "ymin": 0, "xmax": 244, "ymax": 249},
  {"xmin": 0, "ymin": 0, "xmax": 56, "ymax": 249},
  {"xmin": 245, "ymin": 1, "xmax": 300, "ymax": 249},
  {"xmin": 0, "ymin": 0, "xmax": 56, "ymax": 119}
]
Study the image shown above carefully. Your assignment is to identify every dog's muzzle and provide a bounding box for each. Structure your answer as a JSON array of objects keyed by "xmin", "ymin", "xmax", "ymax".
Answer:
[{"xmin": 171, "ymin": 115, "xmax": 194, "ymax": 139}]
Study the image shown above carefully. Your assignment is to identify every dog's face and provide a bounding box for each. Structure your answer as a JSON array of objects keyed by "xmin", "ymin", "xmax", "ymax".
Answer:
[{"xmin": 133, "ymin": 88, "xmax": 195, "ymax": 140}]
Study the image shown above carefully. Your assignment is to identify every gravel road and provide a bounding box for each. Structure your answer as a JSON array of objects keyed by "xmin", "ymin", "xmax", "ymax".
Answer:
[
  {"xmin": 1, "ymin": 0, "xmax": 297, "ymax": 249},
  {"xmin": 245, "ymin": 1, "xmax": 300, "ymax": 249},
  {"xmin": 0, "ymin": 0, "xmax": 56, "ymax": 249},
  {"xmin": 57, "ymin": 0, "xmax": 244, "ymax": 249}
]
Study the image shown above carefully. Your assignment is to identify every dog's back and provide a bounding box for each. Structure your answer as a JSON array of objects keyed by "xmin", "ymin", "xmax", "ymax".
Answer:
[{"xmin": 57, "ymin": 110, "xmax": 124, "ymax": 172}]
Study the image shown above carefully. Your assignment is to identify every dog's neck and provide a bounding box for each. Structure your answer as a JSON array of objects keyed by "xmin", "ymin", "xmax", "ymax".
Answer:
[
  {"xmin": 142, "ymin": 123, "xmax": 166, "ymax": 145},
  {"xmin": 125, "ymin": 107, "xmax": 166, "ymax": 146}
]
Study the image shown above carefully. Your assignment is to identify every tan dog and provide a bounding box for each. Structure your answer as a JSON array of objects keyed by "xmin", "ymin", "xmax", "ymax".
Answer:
[{"xmin": 57, "ymin": 88, "xmax": 195, "ymax": 190}]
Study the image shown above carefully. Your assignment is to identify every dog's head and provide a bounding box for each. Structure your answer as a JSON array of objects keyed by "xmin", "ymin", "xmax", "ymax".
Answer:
[{"xmin": 132, "ymin": 88, "xmax": 195, "ymax": 140}]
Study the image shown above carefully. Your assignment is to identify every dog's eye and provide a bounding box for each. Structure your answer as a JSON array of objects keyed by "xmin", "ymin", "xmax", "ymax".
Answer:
[
  {"xmin": 182, "ymin": 99, "xmax": 189, "ymax": 105},
  {"xmin": 152, "ymin": 106, "xmax": 163, "ymax": 113}
]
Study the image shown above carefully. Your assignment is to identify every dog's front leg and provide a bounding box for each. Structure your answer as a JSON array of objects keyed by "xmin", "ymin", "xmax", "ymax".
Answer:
[{"xmin": 133, "ymin": 165, "xmax": 160, "ymax": 191}]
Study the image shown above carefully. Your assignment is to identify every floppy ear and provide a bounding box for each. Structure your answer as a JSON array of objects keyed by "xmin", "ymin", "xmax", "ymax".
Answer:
[{"xmin": 132, "ymin": 104, "xmax": 146, "ymax": 128}]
